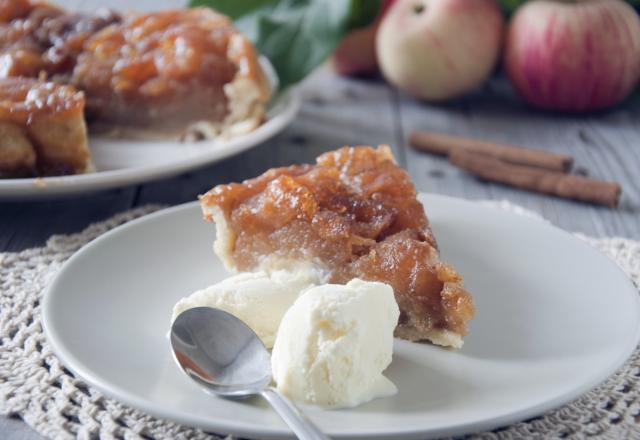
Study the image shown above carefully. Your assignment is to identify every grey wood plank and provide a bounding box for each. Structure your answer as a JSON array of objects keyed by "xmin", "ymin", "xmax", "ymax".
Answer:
[
  {"xmin": 0, "ymin": 188, "xmax": 136, "ymax": 252},
  {"xmin": 395, "ymin": 77, "xmax": 640, "ymax": 239}
]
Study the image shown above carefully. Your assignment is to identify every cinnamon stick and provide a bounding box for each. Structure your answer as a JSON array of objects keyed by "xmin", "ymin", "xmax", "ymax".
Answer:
[
  {"xmin": 449, "ymin": 150, "xmax": 621, "ymax": 208},
  {"xmin": 410, "ymin": 130, "xmax": 573, "ymax": 173}
]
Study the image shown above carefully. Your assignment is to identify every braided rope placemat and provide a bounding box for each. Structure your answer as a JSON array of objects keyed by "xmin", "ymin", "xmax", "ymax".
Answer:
[{"xmin": 1, "ymin": 202, "xmax": 638, "ymax": 440}]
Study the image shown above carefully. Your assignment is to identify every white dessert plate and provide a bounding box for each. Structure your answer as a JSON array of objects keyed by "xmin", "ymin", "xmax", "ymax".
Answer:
[
  {"xmin": 0, "ymin": 88, "xmax": 299, "ymax": 200},
  {"xmin": 42, "ymin": 194, "xmax": 640, "ymax": 439}
]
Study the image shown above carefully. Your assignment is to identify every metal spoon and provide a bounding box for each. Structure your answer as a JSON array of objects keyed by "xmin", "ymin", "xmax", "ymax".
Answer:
[{"xmin": 170, "ymin": 307, "xmax": 330, "ymax": 440}]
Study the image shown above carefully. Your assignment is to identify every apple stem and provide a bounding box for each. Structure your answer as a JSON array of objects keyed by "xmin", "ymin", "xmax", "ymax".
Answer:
[{"xmin": 413, "ymin": 3, "xmax": 426, "ymax": 14}]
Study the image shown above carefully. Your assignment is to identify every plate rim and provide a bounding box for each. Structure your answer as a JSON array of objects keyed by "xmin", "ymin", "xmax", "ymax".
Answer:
[
  {"xmin": 42, "ymin": 194, "xmax": 640, "ymax": 439},
  {"xmin": 0, "ymin": 89, "xmax": 300, "ymax": 200}
]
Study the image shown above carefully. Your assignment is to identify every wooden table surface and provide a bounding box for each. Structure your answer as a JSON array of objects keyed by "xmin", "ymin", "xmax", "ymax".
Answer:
[{"xmin": 2, "ymin": 2, "xmax": 640, "ymax": 439}]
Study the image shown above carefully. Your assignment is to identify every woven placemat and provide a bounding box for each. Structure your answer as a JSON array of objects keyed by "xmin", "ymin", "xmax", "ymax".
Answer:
[{"xmin": 1, "ymin": 202, "xmax": 639, "ymax": 440}]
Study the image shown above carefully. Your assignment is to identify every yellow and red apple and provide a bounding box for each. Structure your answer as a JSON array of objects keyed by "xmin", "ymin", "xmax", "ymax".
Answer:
[
  {"xmin": 376, "ymin": 0, "xmax": 504, "ymax": 101},
  {"xmin": 505, "ymin": 0, "xmax": 640, "ymax": 112}
]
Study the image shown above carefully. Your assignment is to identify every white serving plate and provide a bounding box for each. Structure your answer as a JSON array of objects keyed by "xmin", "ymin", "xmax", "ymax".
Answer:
[{"xmin": 42, "ymin": 194, "xmax": 640, "ymax": 439}]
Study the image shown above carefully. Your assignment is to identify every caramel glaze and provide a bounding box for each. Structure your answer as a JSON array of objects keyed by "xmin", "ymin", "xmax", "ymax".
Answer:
[{"xmin": 201, "ymin": 145, "xmax": 475, "ymax": 341}]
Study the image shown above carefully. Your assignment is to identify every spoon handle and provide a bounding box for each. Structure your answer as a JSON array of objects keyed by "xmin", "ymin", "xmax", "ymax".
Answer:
[{"xmin": 260, "ymin": 387, "xmax": 331, "ymax": 440}]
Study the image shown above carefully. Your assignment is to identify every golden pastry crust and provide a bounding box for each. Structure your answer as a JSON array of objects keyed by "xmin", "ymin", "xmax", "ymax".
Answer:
[{"xmin": 200, "ymin": 145, "xmax": 475, "ymax": 347}]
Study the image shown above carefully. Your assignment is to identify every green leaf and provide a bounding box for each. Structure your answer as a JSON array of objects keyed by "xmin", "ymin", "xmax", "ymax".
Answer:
[
  {"xmin": 189, "ymin": 0, "xmax": 381, "ymax": 90},
  {"xmin": 253, "ymin": 0, "xmax": 353, "ymax": 88}
]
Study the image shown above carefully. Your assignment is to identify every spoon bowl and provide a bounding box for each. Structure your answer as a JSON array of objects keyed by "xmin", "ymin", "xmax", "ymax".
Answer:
[
  {"xmin": 171, "ymin": 307, "xmax": 271, "ymax": 396},
  {"xmin": 170, "ymin": 307, "xmax": 329, "ymax": 440}
]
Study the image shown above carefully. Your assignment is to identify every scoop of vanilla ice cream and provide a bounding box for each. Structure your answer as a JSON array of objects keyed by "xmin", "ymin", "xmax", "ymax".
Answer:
[
  {"xmin": 171, "ymin": 266, "xmax": 322, "ymax": 348},
  {"xmin": 271, "ymin": 278, "xmax": 400, "ymax": 408}
]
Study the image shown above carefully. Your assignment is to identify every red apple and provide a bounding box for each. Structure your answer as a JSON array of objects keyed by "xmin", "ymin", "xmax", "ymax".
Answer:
[
  {"xmin": 376, "ymin": 0, "xmax": 504, "ymax": 101},
  {"xmin": 332, "ymin": 0, "xmax": 395, "ymax": 76},
  {"xmin": 505, "ymin": 0, "xmax": 640, "ymax": 112}
]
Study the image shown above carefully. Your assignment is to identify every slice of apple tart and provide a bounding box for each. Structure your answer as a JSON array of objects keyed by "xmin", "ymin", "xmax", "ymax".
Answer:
[
  {"xmin": 0, "ymin": 77, "xmax": 90, "ymax": 177},
  {"xmin": 200, "ymin": 145, "xmax": 475, "ymax": 348}
]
